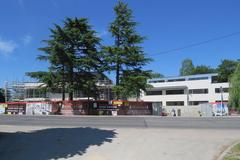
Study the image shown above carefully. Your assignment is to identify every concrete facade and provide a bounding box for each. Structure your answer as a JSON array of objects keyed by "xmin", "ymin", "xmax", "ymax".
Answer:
[{"xmin": 141, "ymin": 73, "xmax": 229, "ymax": 106}]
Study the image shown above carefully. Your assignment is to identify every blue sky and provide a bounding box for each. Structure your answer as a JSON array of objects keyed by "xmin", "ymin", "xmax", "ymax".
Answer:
[{"xmin": 0, "ymin": 0, "xmax": 240, "ymax": 87}]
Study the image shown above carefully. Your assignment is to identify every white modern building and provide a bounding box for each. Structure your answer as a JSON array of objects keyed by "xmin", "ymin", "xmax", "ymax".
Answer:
[{"xmin": 141, "ymin": 73, "xmax": 229, "ymax": 107}]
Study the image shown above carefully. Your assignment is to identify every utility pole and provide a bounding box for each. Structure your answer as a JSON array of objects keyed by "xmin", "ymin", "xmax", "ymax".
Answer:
[{"xmin": 220, "ymin": 86, "xmax": 224, "ymax": 116}]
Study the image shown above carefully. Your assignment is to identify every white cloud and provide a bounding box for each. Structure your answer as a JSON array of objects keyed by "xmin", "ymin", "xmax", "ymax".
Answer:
[
  {"xmin": 22, "ymin": 35, "xmax": 32, "ymax": 45},
  {"xmin": 0, "ymin": 38, "xmax": 17, "ymax": 55},
  {"xmin": 97, "ymin": 30, "xmax": 108, "ymax": 38}
]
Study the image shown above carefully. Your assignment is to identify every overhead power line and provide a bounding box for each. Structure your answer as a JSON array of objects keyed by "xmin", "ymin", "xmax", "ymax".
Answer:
[{"xmin": 149, "ymin": 31, "xmax": 240, "ymax": 56}]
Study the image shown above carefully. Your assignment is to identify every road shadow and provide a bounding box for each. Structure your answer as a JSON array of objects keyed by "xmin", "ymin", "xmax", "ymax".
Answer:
[{"xmin": 0, "ymin": 127, "xmax": 117, "ymax": 160}]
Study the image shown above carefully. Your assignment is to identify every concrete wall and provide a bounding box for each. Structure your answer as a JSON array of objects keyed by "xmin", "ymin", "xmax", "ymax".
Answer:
[
  {"xmin": 162, "ymin": 104, "xmax": 213, "ymax": 117},
  {"xmin": 163, "ymin": 106, "xmax": 200, "ymax": 117}
]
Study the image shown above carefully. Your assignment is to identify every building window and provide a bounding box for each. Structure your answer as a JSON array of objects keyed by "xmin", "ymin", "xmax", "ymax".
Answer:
[
  {"xmin": 189, "ymin": 89, "xmax": 208, "ymax": 94},
  {"xmin": 188, "ymin": 77, "xmax": 208, "ymax": 81},
  {"xmin": 215, "ymin": 100, "xmax": 228, "ymax": 103},
  {"xmin": 166, "ymin": 101, "xmax": 184, "ymax": 106},
  {"xmin": 211, "ymin": 76, "xmax": 219, "ymax": 83},
  {"xmin": 166, "ymin": 89, "xmax": 184, "ymax": 95},
  {"xmin": 188, "ymin": 101, "xmax": 209, "ymax": 105},
  {"xmin": 215, "ymin": 88, "xmax": 229, "ymax": 93},
  {"xmin": 25, "ymin": 89, "xmax": 46, "ymax": 98},
  {"xmin": 146, "ymin": 90, "xmax": 162, "ymax": 95},
  {"xmin": 167, "ymin": 78, "xmax": 185, "ymax": 82},
  {"xmin": 149, "ymin": 80, "xmax": 165, "ymax": 83}
]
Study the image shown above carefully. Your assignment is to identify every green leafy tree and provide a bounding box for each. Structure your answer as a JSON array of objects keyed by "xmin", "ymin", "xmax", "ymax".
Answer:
[
  {"xmin": 217, "ymin": 59, "xmax": 239, "ymax": 82},
  {"xmin": 229, "ymin": 64, "xmax": 240, "ymax": 111},
  {"xmin": 151, "ymin": 73, "xmax": 164, "ymax": 79},
  {"xmin": 27, "ymin": 18, "xmax": 104, "ymax": 101},
  {"xmin": 192, "ymin": 65, "xmax": 216, "ymax": 75},
  {"xmin": 179, "ymin": 59, "xmax": 195, "ymax": 76},
  {"xmin": 120, "ymin": 69, "xmax": 152, "ymax": 100},
  {"xmin": 180, "ymin": 59, "xmax": 216, "ymax": 76},
  {"xmin": 104, "ymin": 1, "xmax": 152, "ymax": 99}
]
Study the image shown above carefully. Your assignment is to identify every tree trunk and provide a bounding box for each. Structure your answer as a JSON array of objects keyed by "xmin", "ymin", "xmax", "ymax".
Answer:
[
  {"xmin": 62, "ymin": 84, "xmax": 65, "ymax": 101},
  {"xmin": 87, "ymin": 89, "xmax": 90, "ymax": 115},
  {"xmin": 69, "ymin": 66, "xmax": 74, "ymax": 101},
  {"xmin": 69, "ymin": 91, "xmax": 73, "ymax": 101},
  {"xmin": 61, "ymin": 65, "xmax": 65, "ymax": 101},
  {"xmin": 116, "ymin": 62, "xmax": 120, "ymax": 100},
  {"xmin": 115, "ymin": 36, "xmax": 121, "ymax": 100},
  {"xmin": 136, "ymin": 91, "xmax": 140, "ymax": 102},
  {"xmin": 58, "ymin": 84, "xmax": 65, "ymax": 114}
]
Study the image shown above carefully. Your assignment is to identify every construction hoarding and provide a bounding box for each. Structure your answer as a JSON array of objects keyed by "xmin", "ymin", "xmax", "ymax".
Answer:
[
  {"xmin": 6, "ymin": 102, "xmax": 26, "ymax": 115},
  {"xmin": 61, "ymin": 101, "xmax": 88, "ymax": 115},
  {"xmin": 0, "ymin": 100, "xmax": 154, "ymax": 116},
  {"xmin": 117, "ymin": 101, "xmax": 152, "ymax": 115},
  {"xmin": 210, "ymin": 102, "xmax": 228, "ymax": 116},
  {"xmin": 26, "ymin": 102, "xmax": 52, "ymax": 115},
  {"xmin": 0, "ymin": 104, "xmax": 7, "ymax": 114}
]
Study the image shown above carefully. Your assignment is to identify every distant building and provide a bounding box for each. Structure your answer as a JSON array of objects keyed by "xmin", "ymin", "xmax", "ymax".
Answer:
[
  {"xmin": 9, "ymin": 75, "xmax": 114, "ymax": 101},
  {"xmin": 141, "ymin": 73, "xmax": 229, "ymax": 106}
]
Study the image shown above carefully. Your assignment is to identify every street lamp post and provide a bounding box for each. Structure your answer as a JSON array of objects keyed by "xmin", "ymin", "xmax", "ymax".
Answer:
[{"xmin": 220, "ymin": 86, "xmax": 224, "ymax": 116}]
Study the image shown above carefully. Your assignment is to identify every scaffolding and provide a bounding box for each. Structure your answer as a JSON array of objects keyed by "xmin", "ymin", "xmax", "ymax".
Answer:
[
  {"xmin": 7, "ymin": 79, "xmax": 113, "ymax": 101},
  {"xmin": 9, "ymin": 81, "xmax": 26, "ymax": 101},
  {"xmin": 7, "ymin": 81, "xmax": 46, "ymax": 101}
]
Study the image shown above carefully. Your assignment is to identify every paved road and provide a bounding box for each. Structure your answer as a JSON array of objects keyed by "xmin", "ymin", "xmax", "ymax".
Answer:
[
  {"xmin": 0, "ymin": 115, "xmax": 240, "ymax": 129},
  {"xmin": 0, "ymin": 125, "xmax": 240, "ymax": 160},
  {"xmin": 1, "ymin": 115, "xmax": 240, "ymax": 160}
]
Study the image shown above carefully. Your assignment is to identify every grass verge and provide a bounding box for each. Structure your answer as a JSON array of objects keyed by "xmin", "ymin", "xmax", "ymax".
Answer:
[{"xmin": 224, "ymin": 143, "xmax": 240, "ymax": 160}]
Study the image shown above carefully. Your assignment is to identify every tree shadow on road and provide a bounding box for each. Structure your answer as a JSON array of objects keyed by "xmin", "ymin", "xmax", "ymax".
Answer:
[{"xmin": 0, "ymin": 127, "xmax": 117, "ymax": 160}]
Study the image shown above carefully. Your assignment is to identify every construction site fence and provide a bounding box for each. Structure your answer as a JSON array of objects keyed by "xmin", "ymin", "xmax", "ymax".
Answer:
[{"xmin": 0, "ymin": 100, "xmax": 153, "ymax": 116}]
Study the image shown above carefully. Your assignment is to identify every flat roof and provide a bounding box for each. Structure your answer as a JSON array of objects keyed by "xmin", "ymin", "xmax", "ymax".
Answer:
[
  {"xmin": 149, "ymin": 73, "xmax": 218, "ymax": 82},
  {"xmin": 147, "ymin": 86, "xmax": 188, "ymax": 91}
]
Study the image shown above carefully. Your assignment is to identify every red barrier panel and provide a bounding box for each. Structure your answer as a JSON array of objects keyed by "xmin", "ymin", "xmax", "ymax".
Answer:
[{"xmin": 1, "ymin": 100, "xmax": 153, "ymax": 116}]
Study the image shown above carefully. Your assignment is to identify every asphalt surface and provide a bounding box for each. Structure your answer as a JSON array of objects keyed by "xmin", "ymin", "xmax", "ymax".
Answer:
[
  {"xmin": 1, "ymin": 116, "xmax": 240, "ymax": 160},
  {"xmin": 0, "ymin": 115, "xmax": 240, "ymax": 129}
]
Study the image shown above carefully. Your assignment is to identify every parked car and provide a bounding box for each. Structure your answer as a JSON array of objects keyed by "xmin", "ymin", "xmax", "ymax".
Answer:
[{"xmin": 160, "ymin": 108, "xmax": 168, "ymax": 116}]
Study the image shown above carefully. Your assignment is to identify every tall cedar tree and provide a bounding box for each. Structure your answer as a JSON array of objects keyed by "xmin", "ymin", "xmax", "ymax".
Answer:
[
  {"xmin": 179, "ymin": 59, "xmax": 195, "ymax": 76},
  {"xmin": 120, "ymin": 69, "xmax": 152, "ymax": 100},
  {"xmin": 180, "ymin": 58, "xmax": 215, "ymax": 76},
  {"xmin": 192, "ymin": 65, "xmax": 216, "ymax": 75},
  {"xmin": 217, "ymin": 59, "xmax": 239, "ymax": 82},
  {"xmin": 104, "ymin": 1, "xmax": 152, "ymax": 99},
  {"xmin": 229, "ymin": 64, "xmax": 240, "ymax": 111},
  {"xmin": 27, "ymin": 18, "xmax": 104, "ymax": 101}
]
